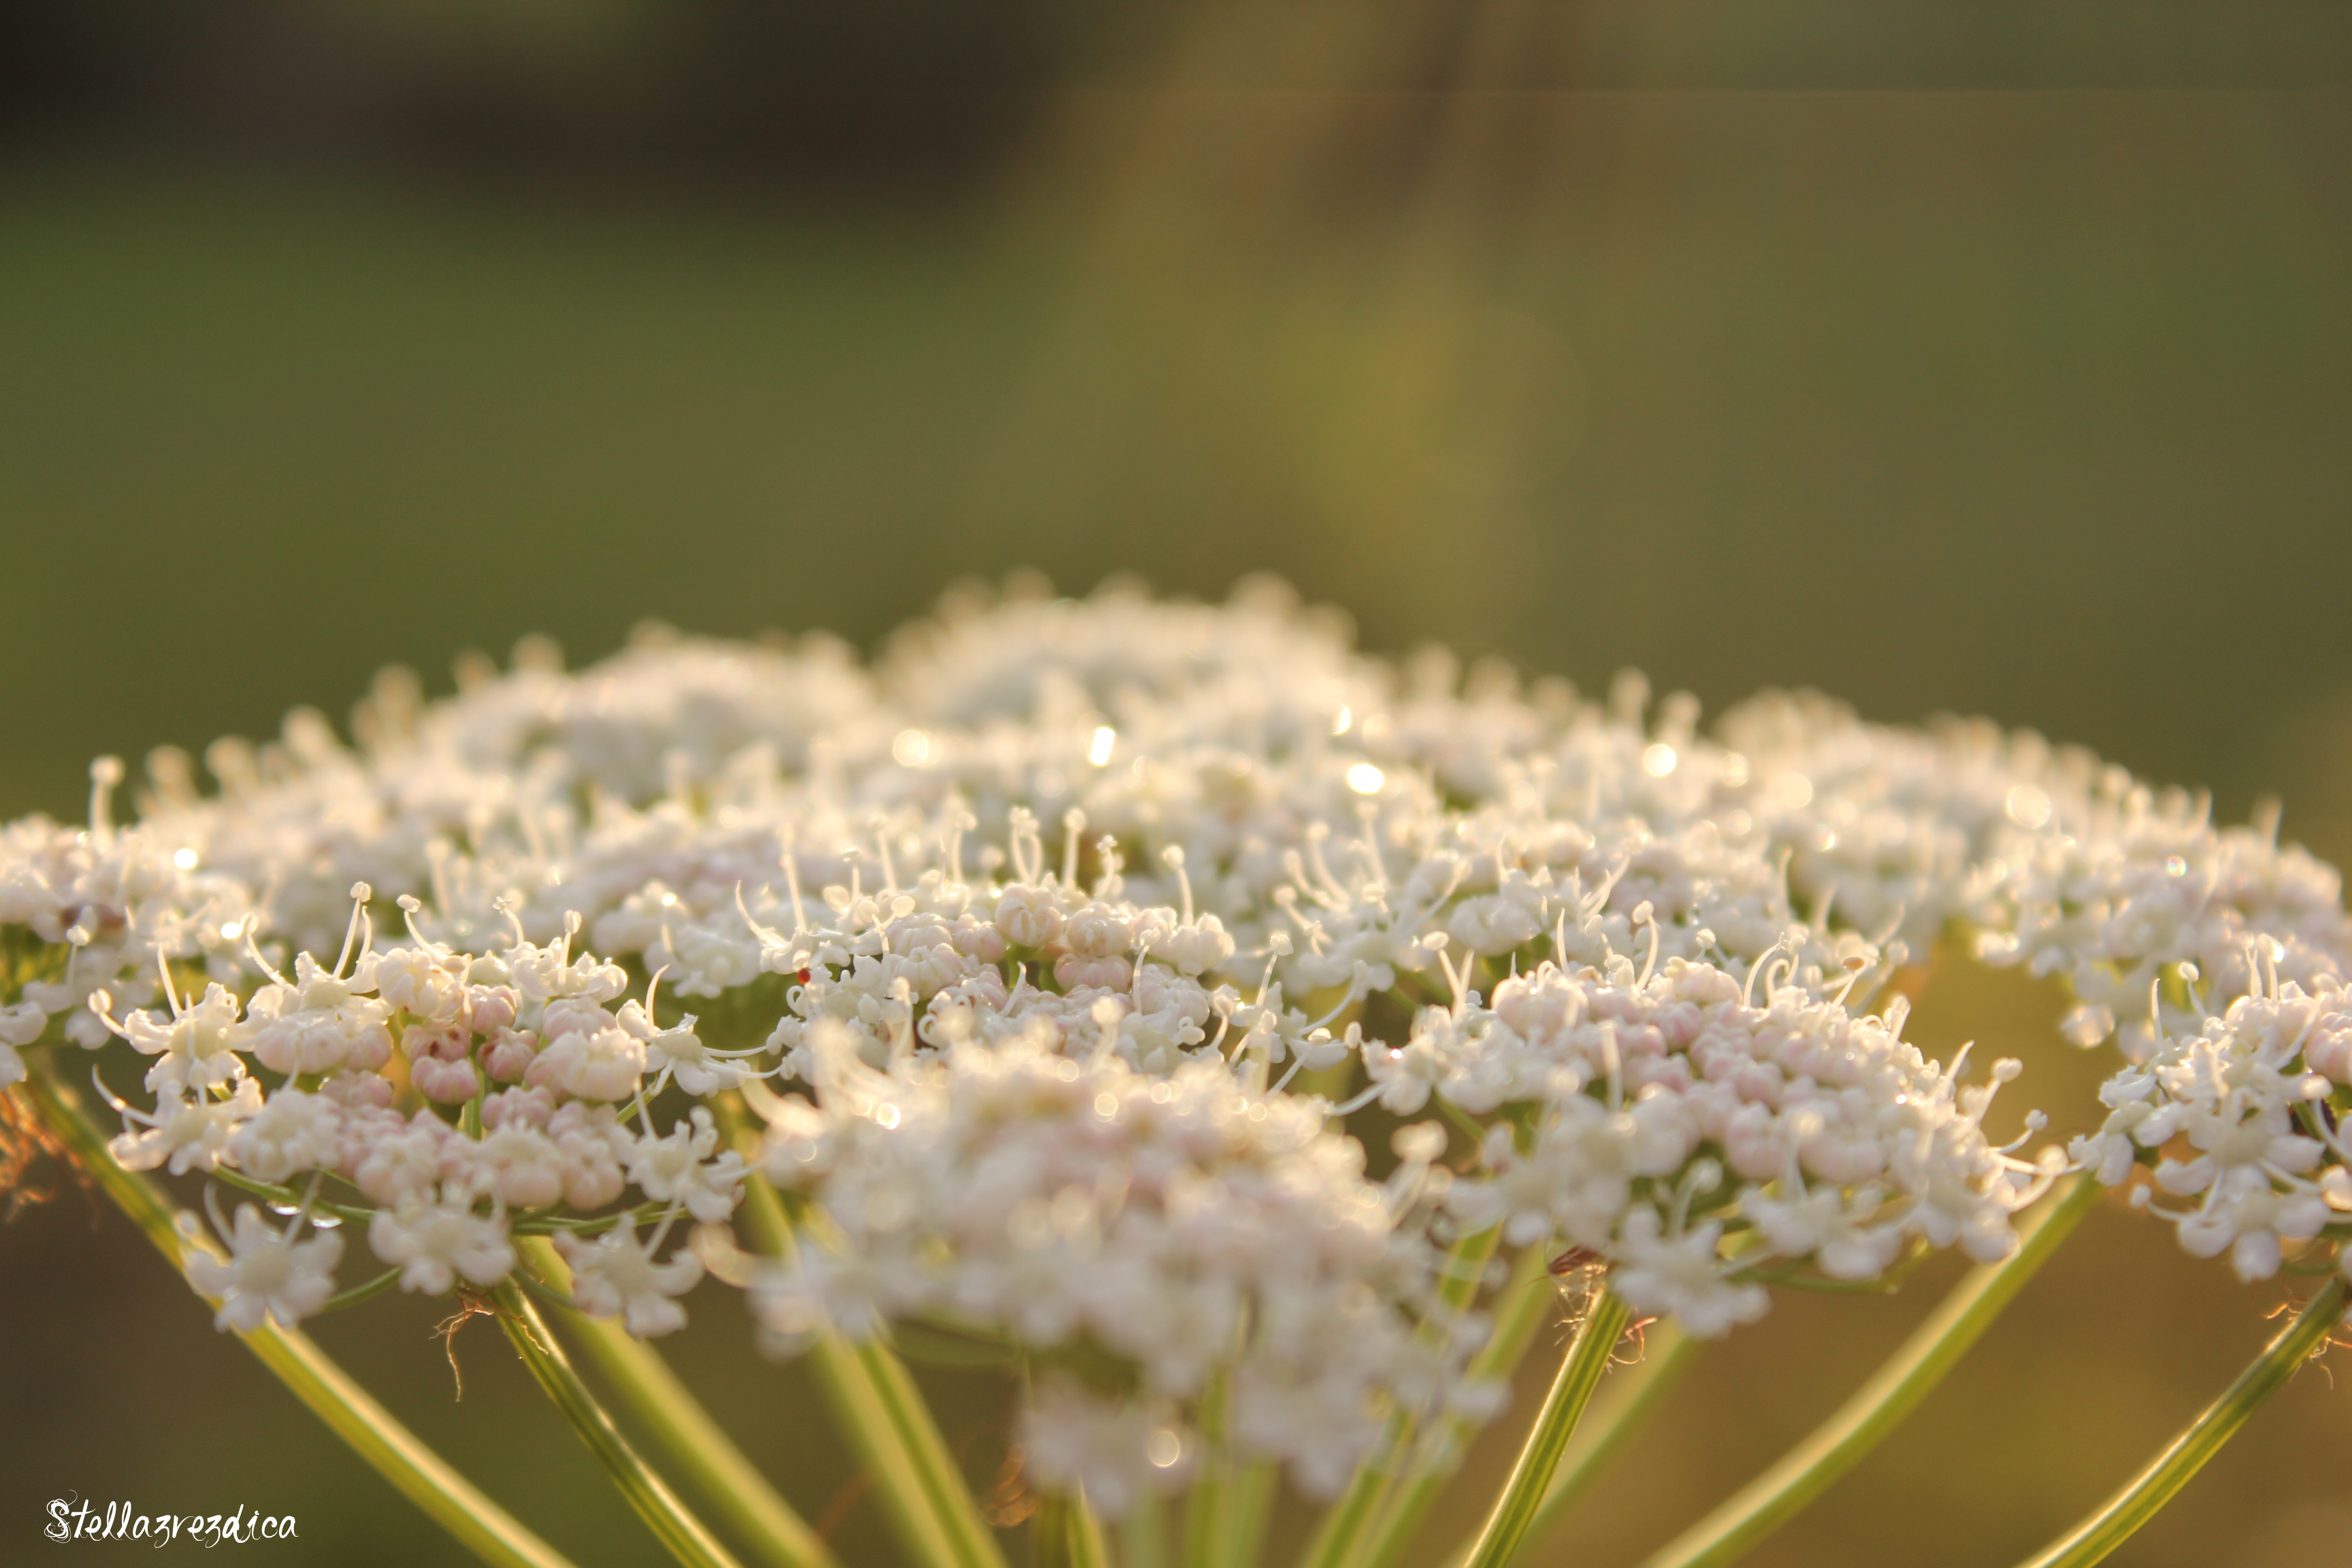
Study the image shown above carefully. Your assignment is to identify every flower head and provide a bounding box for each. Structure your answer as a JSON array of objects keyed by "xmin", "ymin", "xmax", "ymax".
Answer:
[
  {"xmin": 6, "ymin": 580, "xmax": 2349, "ymax": 1416},
  {"xmin": 183, "ymin": 1201, "xmax": 344, "ymax": 1333}
]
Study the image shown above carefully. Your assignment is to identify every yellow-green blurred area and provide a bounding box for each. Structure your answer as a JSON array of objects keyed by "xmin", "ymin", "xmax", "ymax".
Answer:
[{"xmin": 7, "ymin": 2, "xmax": 2352, "ymax": 1564}]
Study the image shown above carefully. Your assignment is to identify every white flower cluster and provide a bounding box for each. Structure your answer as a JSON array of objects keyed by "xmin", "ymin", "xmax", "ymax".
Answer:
[
  {"xmin": 2070, "ymin": 958, "xmax": 2352, "ymax": 1285},
  {"xmin": 752, "ymin": 1026, "xmax": 1464, "ymax": 1507},
  {"xmin": 0, "ymin": 764, "xmax": 252, "ymax": 1050},
  {"xmin": 74, "ymin": 887, "xmax": 739, "ymax": 1337},
  {"xmin": 4, "ymin": 576, "xmax": 2349, "ymax": 1490},
  {"xmin": 1716, "ymin": 690, "xmax": 2351, "ymax": 1051},
  {"xmin": 1409, "ymin": 952, "xmax": 2052, "ymax": 1335}
]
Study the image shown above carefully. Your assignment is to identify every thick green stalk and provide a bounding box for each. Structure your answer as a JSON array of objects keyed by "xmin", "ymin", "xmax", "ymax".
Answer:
[
  {"xmin": 1502, "ymin": 1322, "xmax": 1697, "ymax": 1565},
  {"xmin": 1214, "ymin": 1465, "xmax": 1280, "ymax": 1568},
  {"xmin": 492, "ymin": 1283, "xmax": 747, "ymax": 1568},
  {"xmin": 1071, "ymin": 1494, "xmax": 1112, "ymax": 1568},
  {"xmin": 1458, "ymin": 1288, "xmax": 1632, "ymax": 1568},
  {"xmin": 1637, "ymin": 1173, "xmax": 2102, "ymax": 1568},
  {"xmin": 1033, "ymin": 1492, "xmax": 1111, "ymax": 1568},
  {"xmin": 735, "ymin": 1162, "xmax": 1009, "ymax": 1568},
  {"xmin": 519, "ymin": 1235, "xmax": 839, "ymax": 1568},
  {"xmin": 1356, "ymin": 1243, "xmax": 1558, "ymax": 1568},
  {"xmin": 858, "ymin": 1338, "xmax": 1013, "ymax": 1568},
  {"xmin": 1034, "ymin": 1497, "xmax": 1069, "ymax": 1568},
  {"xmin": 2016, "ymin": 1275, "xmax": 2349, "ymax": 1568},
  {"xmin": 1295, "ymin": 1225, "xmax": 1502, "ymax": 1568},
  {"xmin": 1183, "ymin": 1399, "xmax": 1277, "ymax": 1568},
  {"xmin": 1181, "ymin": 1370, "xmax": 1236, "ymax": 1568},
  {"xmin": 1121, "ymin": 1493, "xmax": 1169, "ymax": 1568},
  {"xmin": 20, "ymin": 1073, "xmax": 577, "ymax": 1568},
  {"xmin": 240, "ymin": 1330, "xmax": 576, "ymax": 1568}
]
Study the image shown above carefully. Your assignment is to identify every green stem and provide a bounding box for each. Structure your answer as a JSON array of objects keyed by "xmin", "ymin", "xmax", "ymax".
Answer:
[
  {"xmin": 1179, "ymin": 1312, "xmax": 1280, "ymax": 1568},
  {"xmin": 2015, "ymin": 1275, "xmax": 2349, "ymax": 1568},
  {"xmin": 492, "ymin": 1282, "xmax": 746, "ymax": 1568},
  {"xmin": 320, "ymin": 1266, "xmax": 405, "ymax": 1313},
  {"xmin": 1121, "ymin": 1492, "xmax": 1169, "ymax": 1568},
  {"xmin": 1071, "ymin": 1494, "xmax": 1111, "ymax": 1568},
  {"xmin": 1356, "ymin": 1243, "xmax": 1558, "ymax": 1568},
  {"xmin": 212, "ymin": 1164, "xmax": 378, "ymax": 1226},
  {"xmin": 1458, "ymin": 1288, "xmax": 1632, "ymax": 1568},
  {"xmin": 735, "ymin": 1158, "xmax": 1009, "ymax": 1568},
  {"xmin": 239, "ymin": 1332, "xmax": 574, "ymax": 1568},
  {"xmin": 214, "ymin": 1156, "xmax": 664, "ymax": 1238},
  {"xmin": 859, "ymin": 1337, "xmax": 1012, "ymax": 1568},
  {"xmin": 1295, "ymin": 1225, "xmax": 1502, "ymax": 1568},
  {"xmin": 1182, "ymin": 1424, "xmax": 1281, "ymax": 1568},
  {"xmin": 1182, "ymin": 1370, "xmax": 1235, "ymax": 1568},
  {"xmin": 1220, "ymin": 1465, "xmax": 1280, "ymax": 1568},
  {"xmin": 808, "ymin": 1343, "xmax": 962, "ymax": 1567},
  {"xmin": 1033, "ymin": 1492, "xmax": 1111, "ymax": 1568},
  {"xmin": 18, "ymin": 1073, "xmax": 577, "ymax": 1568},
  {"xmin": 518, "ymin": 1235, "xmax": 840, "ymax": 1568},
  {"xmin": 1034, "ymin": 1497, "xmax": 1071, "ymax": 1568},
  {"xmin": 1636, "ymin": 1173, "xmax": 2102, "ymax": 1568},
  {"xmin": 1502, "ymin": 1321, "xmax": 1698, "ymax": 1565}
]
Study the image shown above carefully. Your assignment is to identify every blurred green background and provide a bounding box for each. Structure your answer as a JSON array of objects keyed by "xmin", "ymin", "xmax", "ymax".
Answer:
[{"xmin": 6, "ymin": 3, "xmax": 2352, "ymax": 1565}]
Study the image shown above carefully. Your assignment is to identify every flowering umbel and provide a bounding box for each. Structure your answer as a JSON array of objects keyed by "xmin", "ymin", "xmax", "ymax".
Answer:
[{"xmin": 3, "ymin": 576, "xmax": 2348, "ymax": 1531}]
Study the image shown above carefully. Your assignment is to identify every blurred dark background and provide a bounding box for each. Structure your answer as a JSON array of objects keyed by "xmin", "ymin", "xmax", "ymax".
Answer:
[{"xmin": 5, "ymin": 4, "xmax": 2352, "ymax": 1565}]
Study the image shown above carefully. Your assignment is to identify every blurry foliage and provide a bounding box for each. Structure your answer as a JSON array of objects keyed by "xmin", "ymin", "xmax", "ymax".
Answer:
[{"xmin": 7, "ymin": 2, "xmax": 2352, "ymax": 1564}]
